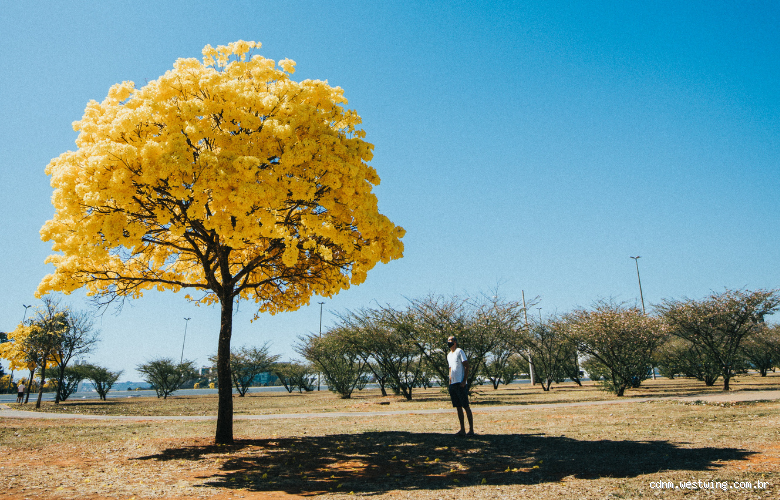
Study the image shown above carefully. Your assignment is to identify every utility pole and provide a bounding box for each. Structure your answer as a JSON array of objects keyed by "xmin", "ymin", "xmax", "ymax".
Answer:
[
  {"xmin": 630, "ymin": 256, "xmax": 653, "ymax": 379},
  {"xmin": 522, "ymin": 291, "xmax": 535, "ymax": 385},
  {"xmin": 180, "ymin": 318, "xmax": 191, "ymax": 365},
  {"xmin": 317, "ymin": 301, "xmax": 324, "ymax": 391},
  {"xmin": 630, "ymin": 256, "xmax": 646, "ymax": 314}
]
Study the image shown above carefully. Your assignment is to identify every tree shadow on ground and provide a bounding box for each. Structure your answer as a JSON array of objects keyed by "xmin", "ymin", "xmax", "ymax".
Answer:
[
  {"xmin": 630, "ymin": 379, "xmax": 780, "ymax": 398},
  {"xmin": 135, "ymin": 432, "xmax": 753, "ymax": 495}
]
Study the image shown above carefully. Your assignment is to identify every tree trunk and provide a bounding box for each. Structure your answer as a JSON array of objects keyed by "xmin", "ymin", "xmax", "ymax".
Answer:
[
  {"xmin": 611, "ymin": 368, "xmax": 625, "ymax": 396},
  {"xmin": 35, "ymin": 363, "xmax": 47, "ymax": 409},
  {"xmin": 55, "ymin": 365, "xmax": 64, "ymax": 404},
  {"xmin": 401, "ymin": 383, "xmax": 413, "ymax": 401},
  {"xmin": 723, "ymin": 374, "xmax": 730, "ymax": 391},
  {"xmin": 215, "ymin": 295, "xmax": 234, "ymax": 444},
  {"xmin": 24, "ymin": 368, "xmax": 35, "ymax": 403}
]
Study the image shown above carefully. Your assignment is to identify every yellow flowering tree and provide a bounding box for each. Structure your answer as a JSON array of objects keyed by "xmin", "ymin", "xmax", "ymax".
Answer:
[
  {"xmin": 0, "ymin": 325, "xmax": 39, "ymax": 401},
  {"xmin": 0, "ymin": 375, "xmax": 14, "ymax": 394},
  {"xmin": 0, "ymin": 301, "xmax": 67, "ymax": 407},
  {"xmin": 38, "ymin": 41, "xmax": 405, "ymax": 443}
]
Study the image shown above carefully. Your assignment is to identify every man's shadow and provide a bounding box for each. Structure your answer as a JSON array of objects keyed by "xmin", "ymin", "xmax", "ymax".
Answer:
[{"xmin": 135, "ymin": 431, "xmax": 753, "ymax": 494}]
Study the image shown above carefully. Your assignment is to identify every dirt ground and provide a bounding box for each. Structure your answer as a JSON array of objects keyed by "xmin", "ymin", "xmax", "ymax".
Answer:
[
  {"xmin": 8, "ymin": 373, "xmax": 780, "ymax": 417},
  {"xmin": 2, "ymin": 376, "xmax": 780, "ymax": 499}
]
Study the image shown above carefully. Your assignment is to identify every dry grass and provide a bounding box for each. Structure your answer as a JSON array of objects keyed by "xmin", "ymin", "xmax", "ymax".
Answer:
[
  {"xmin": 1, "ymin": 375, "xmax": 780, "ymax": 499},
  {"xmin": 9, "ymin": 372, "xmax": 780, "ymax": 417}
]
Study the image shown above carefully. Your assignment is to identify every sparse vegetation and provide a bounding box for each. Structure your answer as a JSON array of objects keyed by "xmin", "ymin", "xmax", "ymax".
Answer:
[
  {"xmin": 137, "ymin": 358, "xmax": 196, "ymax": 399},
  {"xmin": 1, "ymin": 374, "xmax": 779, "ymax": 499}
]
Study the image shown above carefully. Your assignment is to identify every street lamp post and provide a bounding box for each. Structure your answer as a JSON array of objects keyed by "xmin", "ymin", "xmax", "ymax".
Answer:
[
  {"xmin": 522, "ymin": 291, "xmax": 535, "ymax": 385},
  {"xmin": 180, "ymin": 318, "xmax": 191, "ymax": 365},
  {"xmin": 630, "ymin": 256, "xmax": 646, "ymax": 314},
  {"xmin": 12, "ymin": 305, "xmax": 32, "ymax": 382},
  {"xmin": 22, "ymin": 304, "xmax": 32, "ymax": 324},
  {"xmin": 317, "ymin": 301, "xmax": 324, "ymax": 391}
]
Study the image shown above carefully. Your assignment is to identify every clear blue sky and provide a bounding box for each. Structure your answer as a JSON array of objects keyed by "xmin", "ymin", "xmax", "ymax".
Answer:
[{"xmin": 1, "ymin": 1, "xmax": 779, "ymax": 381}]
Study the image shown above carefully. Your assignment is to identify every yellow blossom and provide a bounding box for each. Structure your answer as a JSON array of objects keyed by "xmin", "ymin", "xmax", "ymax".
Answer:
[{"xmin": 38, "ymin": 41, "xmax": 404, "ymax": 444}]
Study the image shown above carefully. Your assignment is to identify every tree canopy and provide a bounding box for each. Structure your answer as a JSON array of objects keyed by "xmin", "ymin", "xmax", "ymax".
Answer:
[
  {"xmin": 137, "ymin": 358, "xmax": 195, "ymax": 399},
  {"xmin": 659, "ymin": 288, "xmax": 780, "ymax": 390},
  {"xmin": 37, "ymin": 41, "xmax": 404, "ymax": 443},
  {"xmin": 273, "ymin": 361, "xmax": 316, "ymax": 393},
  {"xmin": 210, "ymin": 344, "xmax": 280, "ymax": 396},
  {"xmin": 297, "ymin": 331, "xmax": 367, "ymax": 399},
  {"xmin": 517, "ymin": 317, "xmax": 576, "ymax": 391},
  {"xmin": 336, "ymin": 308, "xmax": 424, "ymax": 400},
  {"xmin": 0, "ymin": 298, "xmax": 69, "ymax": 407},
  {"xmin": 83, "ymin": 364, "xmax": 123, "ymax": 401},
  {"xmin": 38, "ymin": 40, "xmax": 404, "ymax": 308},
  {"xmin": 568, "ymin": 302, "xmax": 665, "ymax": 396}
]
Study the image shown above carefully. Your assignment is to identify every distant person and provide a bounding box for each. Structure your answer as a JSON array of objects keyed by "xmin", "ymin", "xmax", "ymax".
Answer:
[
  {"xmin": 447, "ymin": 336, "xmax": 474, "ymax": 436},
  {"xmin": 16, "ymin": 381, "xmax": 25, "ymax": 404}
]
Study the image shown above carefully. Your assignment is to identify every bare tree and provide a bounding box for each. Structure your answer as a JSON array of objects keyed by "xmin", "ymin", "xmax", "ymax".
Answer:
[
  {"xmin": 380, "ymin": 294, "xmax": 525, "ymax": 390},
  {"xmin": 568, "ymin": 302, "xmax": 665, "ymax": 396},
  {"xmin": 83, "ymin": 364, "xmax": 123, "ymax": 400},
  {"xmin": 659, "ymin": 289, "xmax": 780, "ymax": 390},
  {"xmin": 26, "ymin": 298, "xmax": 68, "ymax": 408},
  {"xmin": 137, "ymin": 358, "xmax": 196, "ymax": 399},
  {"xmin": 481, "ymin": 352, "xmax": 526, "ymax": 389},
  {"xmin": 654, "ymin": 337, "xmax": 722, "ymax": 385},
  {"xmin": 739, "ymin": 324, "xmax": 780, "ymax": 377},
  {"xmin": 53, "ymin": 309, "xmax": 99, "ymax": 403},
  {"xmin": 296, "ymin": 332, "xmax": 366, "ymax": 399},
  {"xmin": 273, "ymin": 362, "xmax": 316, "ymax": 393},
  {"xmin": 516, "ymin": 316, "xmax": 576, "ymax": 391},
  {"xmin": 210, "ymin": 344, "xmax": 280, "ymax": 396},
  {"xmin": 58, "ymin": 365, "xmax": 91, "ymax": 401},
  {"xmin": 338, "ymin": 308, "xmax": 423, "ymax": 400}
]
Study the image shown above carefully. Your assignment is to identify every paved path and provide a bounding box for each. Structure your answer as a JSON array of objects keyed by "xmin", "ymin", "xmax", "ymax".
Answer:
[{"xmin": 2, "ymin": 390, "xmax": 779, "ymax": 422}]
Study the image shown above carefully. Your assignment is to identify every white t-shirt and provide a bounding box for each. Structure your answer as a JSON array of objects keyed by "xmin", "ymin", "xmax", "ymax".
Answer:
[{"xmin": 447, "ymin": 348, "xmax": 468, "ymax": 384}]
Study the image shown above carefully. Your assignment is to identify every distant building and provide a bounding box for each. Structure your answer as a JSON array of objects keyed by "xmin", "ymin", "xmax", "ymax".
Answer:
[
  {"xmin": 196, "ymin": 367, "xmax": 277, "ymax": 386},
  {"xmin": 251, "ymin": 372, "xmax": 278, "ymax": 386}
]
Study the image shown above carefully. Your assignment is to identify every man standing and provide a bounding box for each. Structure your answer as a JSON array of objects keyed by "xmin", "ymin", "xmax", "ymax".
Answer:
[
  {"xmin": 447, "ymin": 336, "xmax": 474, "ymax": 436},
  {"xmin": 16, "ymin": 380, "xmax": 25, "ymax": 404}
]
